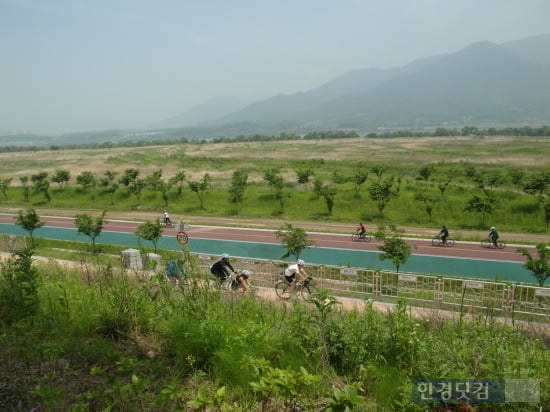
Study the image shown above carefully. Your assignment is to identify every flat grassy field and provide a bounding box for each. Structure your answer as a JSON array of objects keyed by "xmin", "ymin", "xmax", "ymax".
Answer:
[
  {"xmin": 1, "ymin": 135, "xmax": 548, "ymax": 180},
  {"xmin": 0, "ymin": 135, "xmax": 549, "ymax": 235}
]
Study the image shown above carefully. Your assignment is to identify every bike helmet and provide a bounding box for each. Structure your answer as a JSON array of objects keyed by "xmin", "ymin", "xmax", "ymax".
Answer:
[
  {"xmin": 241, "ymin": 270, "xmax": 251, "ymax": 277},
  {"xmin": 297, "ymin": 259, "xmax": 305, "ymax": 266},
  {"xmin": 490, "ymin": 227, "xmax": 495, "ymax": 230},
  {"xmin": 222, "ymin": 253, "xmax": 230, "ymax": 259}
]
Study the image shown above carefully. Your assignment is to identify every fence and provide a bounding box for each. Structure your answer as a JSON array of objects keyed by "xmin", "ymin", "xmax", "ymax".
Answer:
[
  {"xmin": 196, "ymin": 254, "xmax": 550, "ymax": 323},
  {"xmin": 0, "ymin": 234, "xmax": 27, "ymax": 253},
  {"xmin": 0, "ymin": 238, "xmax": 548, "ymax": 322}
]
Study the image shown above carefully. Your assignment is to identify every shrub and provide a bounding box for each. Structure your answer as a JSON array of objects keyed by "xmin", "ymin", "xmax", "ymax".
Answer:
[{"xmin": 0, "ymin": 249, "xmax": 41, "ymax": 325}]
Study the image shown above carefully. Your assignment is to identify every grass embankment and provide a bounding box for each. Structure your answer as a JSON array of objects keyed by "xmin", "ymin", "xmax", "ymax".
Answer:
[{"xmin": 0, "ymin": 252, "xmax": 548, "ymax": 411}]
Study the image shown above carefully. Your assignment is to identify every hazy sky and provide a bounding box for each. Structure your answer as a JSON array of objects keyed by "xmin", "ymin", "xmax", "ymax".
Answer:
[{"xmin": 2, "ymin": 0, "xmax": 549, "ymax": 135}]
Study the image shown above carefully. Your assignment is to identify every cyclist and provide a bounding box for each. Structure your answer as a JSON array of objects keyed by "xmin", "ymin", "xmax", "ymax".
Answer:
[
  {"xmin": 210, "ymin": 253, "xmax": 236, "ymax": 284},
  {"xmin": 356, "ymin": 222, "xmax": 367, "ymax": 239},
  {"xmin": 439, "ymin": 225, "xmax": 449, "ymax": 244},
  {"xmin": 284, "ymin": 259, "xmax": 308, "ymax": 292},
  {"xmin": 165, "ymin": 258, "xmax": 187, "ymax": 284},
  {"xmin": 163, "ymin": 210, "xmax": 172, "ymax": 227},
  {"xmin": 489, "ymin": 226, "xmax": 499, "ymax": 247},
  {"xmin": 232, "ymin": 270, "xmax": 252, "ymax": 292}
]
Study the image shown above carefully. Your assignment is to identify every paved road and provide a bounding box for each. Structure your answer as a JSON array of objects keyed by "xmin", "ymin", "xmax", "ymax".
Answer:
[
  {"xmin": 0, "ymin": 213, "xmax": 531, "ymax": 262},
  {"xmin": 0, "ymin": 213, "xmax": 542, "ymax": 283}
]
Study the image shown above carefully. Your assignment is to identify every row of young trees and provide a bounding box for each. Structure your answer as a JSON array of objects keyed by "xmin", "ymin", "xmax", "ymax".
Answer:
[
  {"xmin": 13, "ymin": 207, "xmax": 550, "ymax": 286},
  {"xmin": 2, "ymin": 161, "xmax": 548, "ymax": 231}
]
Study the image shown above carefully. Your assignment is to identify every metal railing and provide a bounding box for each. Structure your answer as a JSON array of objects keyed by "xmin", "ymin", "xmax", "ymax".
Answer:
[
  {"xmin": 196, "ymin": 254, "xmax": 550, "ymax": 322},
  {"xmin": 1, "ymin": 239, "xmax": 547, "ymax": 323}
]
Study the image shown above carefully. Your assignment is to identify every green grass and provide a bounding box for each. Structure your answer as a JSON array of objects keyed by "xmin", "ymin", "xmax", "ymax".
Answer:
[
  {"xmin": 1, "ymin": 256, "xmax": 547, "ymax": 410},
  {"xmin": 1, "ymin": 136, "xmax": 549, "ymax": 236}
]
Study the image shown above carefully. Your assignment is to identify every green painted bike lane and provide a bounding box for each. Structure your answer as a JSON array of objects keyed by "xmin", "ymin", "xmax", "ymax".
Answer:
[{"xmin": 0, "ymin": 223, "xmax": 535, "ymax": 284}]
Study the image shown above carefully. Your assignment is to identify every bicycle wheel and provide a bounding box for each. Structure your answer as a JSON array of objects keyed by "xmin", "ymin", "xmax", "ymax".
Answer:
[
  {"xmin": 274, "ymin": 280, "xmax": 290, "ymax": 299},
  {"xmin": 496, "ymin": 242, "xmax": 506, "ymax": 249},
  {"xmin": 431, "ymin": 237, "xmax": 440, "ymax": 246},
  {"xmin": 351, "ymin": 234, "xmax": 359, "ymax": 241},
  {"xmin": 362, "ymin": 234, "xmax": 372, "ymax": 242},
  {"xmin": 445, "ymin": 238, "xmax": 455, "ymax": 247},
  {"xmin": 300, "ymin": 283, "xmax": 316, "ymax": 300},
  {"xmin": 207, "ymin": 278, "xmax": 220, "ymax": 288},
  {"xmin": 481, "ymin": 239, "xmax": 491, "ymax": 248}
]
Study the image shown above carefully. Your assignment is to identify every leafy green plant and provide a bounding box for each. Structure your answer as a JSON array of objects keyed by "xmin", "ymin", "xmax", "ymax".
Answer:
[
  {"xmin": 242, "ymin": 356, "xmax": 321, "ymax": 410},
  {"xmin": 0, "ymin": 249, "xmax": 41, "ymax": 325},
  {"xmin": 275, "ymin": 223, "xmax": 316, "ymax": 260},
  {"xmin": 375, "ymin": 225, "xmax": 414, "ymax": 273},
  {"xmin": 517, "ymin": 243, "xmax": 550, "ymax": 286},
  {"xmin": 14, "ymin": 208, "xmax": 45, "ymax": 247},
  {"xmin": 74, "ymin": 211, "xmax": 107, "ymax": 253},
  {"xmin": 187, "ymin": 385, "xmax": 227, "ymax": 411},
  {"xmin": 325, "ymin": 382, "xmax": 365, "ymax": 412},
  {"xmin": 135, "ymin": 218, "xmax": 163, "ymax": 252}
]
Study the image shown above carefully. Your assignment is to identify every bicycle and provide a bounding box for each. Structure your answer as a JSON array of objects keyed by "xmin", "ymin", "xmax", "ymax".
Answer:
[
  {"xmin": 162, "ymin": 220, "xmax": 174, "ymax": 229},
  {"xmin": 481, "ymin": 237, "xmax": 506, "ymax": 249},
  {"xmin": 351, "ymin": 231, "xmax": 372, "ymax": 242},
  {"xmin": 274, "ymin": 276, "xmax": 316, "ymax": 300},
  {"xmin": 431, "ymin": 234, "xmax": 455, "ymax": 247},
  {"xmin": 208, "ymin": 272, "xmax": 234, "ymax": 290}
]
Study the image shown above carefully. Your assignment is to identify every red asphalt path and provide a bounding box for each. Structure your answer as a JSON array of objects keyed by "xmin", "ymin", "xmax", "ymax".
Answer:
[{"xmin": 0, "ymin": 213, "xmax": 533, "ymax": 263}]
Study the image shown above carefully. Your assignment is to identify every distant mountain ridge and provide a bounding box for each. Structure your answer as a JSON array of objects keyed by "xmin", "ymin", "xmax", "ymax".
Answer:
[
  {"xmin": 150, "ymin": 33, "xmax": 550, "ymax": 134},
  {"xmin": 212, "ymin": 35, "xmax": 550, "ymax": 130},
  {"xmin": 4, "ymin": 33, "xmax": 549, "ymax": 145},
  {"xmin": 150, "ymin": 96, "xmax": 249, "ymax": 129}
]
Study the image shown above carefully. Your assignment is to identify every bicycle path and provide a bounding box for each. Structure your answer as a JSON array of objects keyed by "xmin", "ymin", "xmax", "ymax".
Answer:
[{"xmin": 0, "ymin": 213, "xmax": 543, "ymax": 284}]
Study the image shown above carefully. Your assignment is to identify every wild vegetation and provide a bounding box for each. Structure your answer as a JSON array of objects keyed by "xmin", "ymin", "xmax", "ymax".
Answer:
[
  {"xmin": 0, "ymin": 251, "xmax": 548, "ymax": 411},
  {"xmin": 1, "ymin": 135, "xmax": 549, "ymax": 410}
]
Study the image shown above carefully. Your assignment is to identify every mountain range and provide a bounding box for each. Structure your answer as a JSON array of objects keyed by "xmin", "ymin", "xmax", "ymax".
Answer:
[
  {"xmin": 151, "ymin": 33, "xmax": 550, "ymax": 135},
  {"xmin": 2, "ymin": 34, "xmax": 549, "ymax": 147}
]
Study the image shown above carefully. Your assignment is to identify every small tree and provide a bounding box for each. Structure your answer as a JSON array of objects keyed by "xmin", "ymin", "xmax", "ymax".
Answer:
[
  {"xmin": 263, "ymin": 168, "xmax": 287, "ymax": 211},
  {"xmin": 368, "ymin": 177, "xmax": 397, "ymax": 217},
  {"xmin": 508, "ymin": 168, "xmax": 525, "ymax": 194},
  {"xmin": 275, "ymin": 223, "xmax": 316, "ymax": 260},
  {"xmin": 319, "ymin": 184, "xmax": 337, "ymax": 215},
  {"xmin": 544, "ymin": 202, "xmax": 550, "ymax": 232},
  {"xmin": 516, "ymin": 243, "xmax": 550, "ymax": 286},
  {"xmin": 229, "ymin": 170, "xmax": 249, "ymax": 209},
  {"xmin": 523, "ymin": 171, "xmax": 550, "ymax": 203},
  {"xmin": 169, "ymin": 170, "xmax": 186, "ymax": 196},
  {"xmin": 74, "ymin": 211, "xmax": 107, "ymax": 252},
  {"xmin": 188, "ymin": 173, "xmax": 211, "ymax": 209},
  {"xmin": 0, "ymin": 178, "xmax": 12, "ymax": 200},
  {"xmin": 14, "ymin": 208, "xmax": 45, "ymax": 247},
  {"xmin": 135, "ymin": 219, "xmax": 163, "ymax": 253},
  {"xmin": 437, "ymin": 168, "xmax": 459, "ymax": 199},
  {"xmin": 374, "ymin": 225, "xmax": 413, "ymax": 273},
  {"xmin": 351, "ymin": 162, "xmax": 368, "ymax": 197},
  {"xmin": 76, "ymin": 171, "xmax": 97, "ymax": 200},
  {"xmin": 99, "ymin": 172, "xmax": 119, "ymax": 205},
  {"xmin": 414, "ymin": 192, "xmax": 440, "ymax": 223},
  {"xmin": 119, "ymin": 168, "xmax": 145, "ymax": 204},
  {"xmin": 295, "ymin": 167, "xmax": 314, "ymax": 191},
  {"xmin": 464, "ymin": 194, "xmax": 496, "ymax": 227},
  {"xmin": 0, "ymin": 249, "xmax": 41, "ymax": 325},
  {"xmin": 19, "ymin": 176, "xmax": 30, "ymax": 202},
  {"xmin": 31, "ymin": 172, "xmax": 50, "ymax": 202},
  {"xmin": 51, "ymin": 169, "xmax": 71, "ymax": 189},
  {"xmin": 418, "ymin": 165, "xmax": 434, "ymax": 187}
]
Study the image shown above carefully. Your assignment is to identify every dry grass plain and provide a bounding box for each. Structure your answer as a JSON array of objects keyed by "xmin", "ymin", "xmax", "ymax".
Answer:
[{"xmin": 1, "ymin": 135, "xmax": 548, "ymax": 183}]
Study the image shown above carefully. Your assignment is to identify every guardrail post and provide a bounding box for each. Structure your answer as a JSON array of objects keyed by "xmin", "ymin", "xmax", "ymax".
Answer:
[
  {"xmin": 501, "ymin": 283, "xmax": 515, "ymax": 323},
  {"xmin": 435, "ymin": 276, "xmax": 444, "ymax": 306},
  {"xmin": 374, "ymin": 270, "xmax": 381, "ymax": 296}
]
